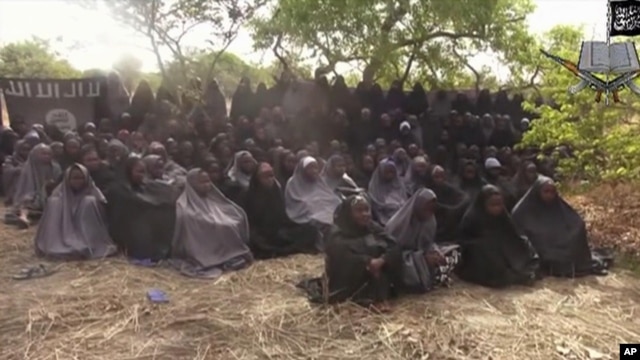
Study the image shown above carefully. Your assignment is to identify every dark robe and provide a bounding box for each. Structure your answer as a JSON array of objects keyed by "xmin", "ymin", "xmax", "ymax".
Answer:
[
  {"xmin": 129, "ymin": 80, "xmax": 155, "ymax": 130},
  {"xmin": 230, "ymin": 80, "xmax": 255, "ymax": 121},
  {"xmin": 243, "ymin": 172, "xmax": 318, "ymax": 259},
  {"xmin": 89, "ymin": 163, "xmax": 117, "ymax": 192},
  {"xmin": 429, "ymin": 181, "xmax": 469, "ymax": 243},
  {"xmin": 511, "ymin": 177, "xmax": 603, "ymax": 277},
  {"xmin": 385, "ymin": 81, "xmax": 406, "ymax": 112},
  {"xmin": 324, "ymin": 197, "xmax": 402, "ymax": 305},
  {"xmin": 404, "ymin": 83, "xmax": 429, "ymax": 116},
  {"xmin": 475, "ymin": 89, "xmax": 493, "ymax": 116},
  {"xmin": 455, "ymin": 185, "xmax": 539, "ymax": 288},
  {"xmin": 451, "ymin": 93, "xmax": 474, "ymax": 114},
  {"xmin": 105, "ymin": 180, "xmax": 176, "ymax": 261}
]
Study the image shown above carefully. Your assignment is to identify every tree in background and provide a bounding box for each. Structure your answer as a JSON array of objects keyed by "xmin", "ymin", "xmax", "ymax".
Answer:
[
  {"xmin": 0, "ymin": 38, "xmax": 81, "ymax": 78},
  {"xmin": 250, "ymin": 0, "xmax": 537, "ymax": 89},
  {"xmin": 89, "ymin": 0, "xmax": 267, "ymax": 96}
]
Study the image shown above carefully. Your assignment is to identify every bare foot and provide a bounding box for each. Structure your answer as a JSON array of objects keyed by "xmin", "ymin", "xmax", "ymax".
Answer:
[{"xmin": 16, "ymin": 217, "xmax": 30, "ymax": 229}]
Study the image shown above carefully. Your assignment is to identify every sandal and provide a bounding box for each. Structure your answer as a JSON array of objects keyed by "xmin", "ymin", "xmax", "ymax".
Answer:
[{"xmin": 12, "ymin": 264, "xmax": 55, "ymax": 280}]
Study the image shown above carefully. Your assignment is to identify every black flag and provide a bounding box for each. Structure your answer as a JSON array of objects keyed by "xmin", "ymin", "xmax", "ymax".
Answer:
[{"xmin": 610, "ymin": 0, "xmax": 640, "ymax": 36}]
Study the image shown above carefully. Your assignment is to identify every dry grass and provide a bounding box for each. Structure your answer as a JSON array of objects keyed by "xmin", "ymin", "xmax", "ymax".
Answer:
[{"xmin": 1, "ymin": 189, "xmax": 640, "ymax": 360}]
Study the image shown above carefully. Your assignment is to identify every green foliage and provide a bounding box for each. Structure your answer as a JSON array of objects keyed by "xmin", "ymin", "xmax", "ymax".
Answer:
[
  {"xmin": 250, "ymin": 0, "xmax": 535, "ymax": 88},
  {"xmin": 521, "ymin": 25, "xmax": 640, "ymax": 181},
  {"xmin": 0, "ymin": 38, "xmax": 81, "ymax": 78},
  {"xmin": 163, "ymin": 50, "xmax": 274, "ymax": 97}
]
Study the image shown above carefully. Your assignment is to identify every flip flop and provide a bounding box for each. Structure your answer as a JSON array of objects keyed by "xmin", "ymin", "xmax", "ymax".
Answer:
[
  {"xmin": 12, "ymin": 264, "xmax": 55, "ymax": 280},
  {"xmin": 129, "ymin": 258, "xmax": 159, "ymax": 267},
  {"xmin": 147, "ymin": 289, "xmax": 169, "ymax": 303}
]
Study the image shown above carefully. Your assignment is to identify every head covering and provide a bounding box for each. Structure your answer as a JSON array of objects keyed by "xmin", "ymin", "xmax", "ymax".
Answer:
[
  {"xmin": 34, "ymin": 164, "xmax": 116, "ymax": 259},
  {"xmin": 484, "ymin": 157, "xmax": 501, "ymax": 169},
  {"xmin": 385, "ymin": 188, "xmax": 437, "ymax": 251},
  {"xmin": 12, "ymin": 143, "xmax": 61, "ymax": 208},
  {"xmin": 284, "ymin": 156, "xmax": 341, "ymax": 225},
  {"xmin": 226, "ymin": 150, "xmax": 256, "ymax": 189},
  {"xmin": 171, "ymin": 168, "xmax": 251, "ymax": 276},
  {"xmin": 333, "ymin": 194, "xmax": 371, "ymax": 237},
  {"xmin": 320, "ymin": 154, "xmax": 357, "ymax": 190},
  {"xmin": 403, "ymin": 156, "xmax": 429, "ymax": 195},
  {"xmin": 511, "ymin": 176, "xmax": 592, "ymax": 275},
  {"xmin": 368, "ymin": 158, "xmax": 408, "ymax": 224}
]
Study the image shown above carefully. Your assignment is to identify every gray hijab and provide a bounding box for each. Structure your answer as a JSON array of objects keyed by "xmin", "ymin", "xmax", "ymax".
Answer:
[
  {"xmin": 34, "ymin": 164, "xmax": 117, "ymax": 259},
  {"xmin": 385, "ymin": 188, "xmax": 437, "ymax": 252},
  {"xmin": 367, "ymin": 158, "xmax": 408, "ymax": 224},
  {"xmin": 226, "ymin": 150, "xmax": 255, "ymax": 189},
  {"xmin": 171, "ymin": 168, "xmax": 251, "ymax": 274},
  {"xmin": 284, "ymin": 156, "xmax": 341, "ymax": 225},
  {"xmin": 403, "ymin": 156, "xmax": 429, "ymax": 195},
  {"xmin": 320, "ymin": 154, "xmax": 357, "ymax": 190},
  {"xmin": 12, "ymin": 143, "xmax": 61, "ymax": 209}
]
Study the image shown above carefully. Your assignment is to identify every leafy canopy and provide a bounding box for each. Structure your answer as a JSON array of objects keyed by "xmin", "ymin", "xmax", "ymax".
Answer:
[
  {"xmin": 250, "ymin": 0, "xmax": 536, "ymax": 88},
  {"xmin": 0, "ymin": 38, "xmax": 81, "ymax": 78}
]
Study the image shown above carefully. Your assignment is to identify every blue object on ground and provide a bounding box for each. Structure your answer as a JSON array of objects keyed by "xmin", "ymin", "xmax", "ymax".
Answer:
[{"xmin": 147, "ymin": 289, "xmax": 169, "ymax": 303}]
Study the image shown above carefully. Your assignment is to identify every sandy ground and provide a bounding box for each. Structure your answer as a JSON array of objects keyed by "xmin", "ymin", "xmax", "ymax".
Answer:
[{"xmin": 1, "ymin": 191, "xmax": 640, "ymax": 360}]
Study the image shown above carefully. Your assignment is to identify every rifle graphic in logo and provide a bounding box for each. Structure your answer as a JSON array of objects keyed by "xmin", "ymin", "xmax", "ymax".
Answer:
[{"xmin": 540, "ymin": 40, "xmax": 640, "ymax": 104}]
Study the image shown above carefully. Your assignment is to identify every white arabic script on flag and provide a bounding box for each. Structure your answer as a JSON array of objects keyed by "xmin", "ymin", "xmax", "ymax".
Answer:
[{"xmin": 613, "ymin": 4, "xmax": 640, "ymax": 32}]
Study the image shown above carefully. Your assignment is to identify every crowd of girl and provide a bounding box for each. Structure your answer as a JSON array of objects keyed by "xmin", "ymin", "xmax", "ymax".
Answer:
[{"xmin": 0, "ymin": 76, "xmax": 609, "ymax": 309}]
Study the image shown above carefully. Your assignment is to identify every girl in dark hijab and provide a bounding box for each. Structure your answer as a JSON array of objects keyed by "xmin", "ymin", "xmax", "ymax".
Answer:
[
  {"xmin": 80, "ymin": 147, "xmax": 116, "ymax": 192},
  {"xmin": 510, "ymin": 160, "xmax": 539, "ymax": 201},
  {"xmin": 105, "ymin": 156, "xmax": 176, "ymax": 261},
  {"xmin": 34, "ymin": 164, "xmax": 117, "ymax": 259},
  {"xmin": 274, "ymin": 149, "xmax": 297, "ymax": 186},
  {"xmin": 489, "ymin": 115, "xmax": 515, "ymax": 148},
  {"xmin": 475, "ymin": 89, "xmax": 493, "ymax": 116},
  {"xmin": 454, "ymin": 160, "xmax": 487, "ymax": 201},
  {"xmin": 404, "ymin": 82, "xmax": 429, "ymax": 116},
  {"xmin": 386, "ymin": 80, "xmax": 406, "ymax": 113},
  {"xmin": 243, "ymin": 162, "xmax": 319, "ymax": 259},
  {"xmin": 451, "ymin": 92, "xmax": 474, "ymax": 114},
  {"xmin": 369, "ymin": 83, "xmax": 386, "ymax": 119},
  {"xmin": 254, "ymin": 82, "xmax": 268, "ymax": 114},
  {"xmin": 330, "ymin": 75, "xmax": 355, "ymax": 116},
  {"xmin": 456, "ymin": 185, "xmax": 539, "ymax": 288},
  {"xmin": 493, "ymin": 90, "xmax": 510, "ymax": 114},
  {"xmin": 230, "ymin": 76, "xmax": 255, "ymax": 121},
  {"xmin": 350, "ymin": 154, "xmax": 375, "ymax": 189},
  {"xmin": 129, "ymin": 80, "xmax": 155, "ymax": 129},
  {"xmin": 2, "ymin": 140, "xmax": 32, "ymax": 206},
  {"xmin": 323, "ymin": 195, "xmax": 402, "ymax": 311},
  {"xmin": 59, "ymin": 137, "xmax": 82, "ymax": 171},
  {"xmin": 511, "ymin": 177, "xmax": 607, "ymax": 277}
]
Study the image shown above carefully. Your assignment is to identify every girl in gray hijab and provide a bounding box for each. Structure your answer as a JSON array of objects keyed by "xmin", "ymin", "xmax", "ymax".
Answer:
[
  {"xmin": 170, "ymin": 168, "xmax": 253, "ymax": 278},
  {"xmin": 320, "ymin": 154, "xmax": 357, "ymax": 191},
  {"xmin": 147, "ymin": 141, "xmax": 187, "ymax": 183},
  {"xmin": 367, "ymin": 158, "xmax": 408, "ymax": 225},
  {"xmin": 385, "ymin": 189, "xmax": 460, "ymax": 293},
  {"xmin": 10, "ymin": 144, "xmax": 62, "ymax": 228},
  {"xmin": 284, "ymin": 156, "xmax": 341, "ymax": 226},
  {"xmin": 402, "ymin": 155, "xmax": 430, "ymax": 195},
  {"xmin": 226, "ymin": 150, "xmax": 257, "ymax": 190},
  {"xmin": 34, "ymin": 164, "xmax": 117, "ymax": 259},
  {"xmin": 3, "ymin": 139, "xmax": 32, "ymax": 206}
]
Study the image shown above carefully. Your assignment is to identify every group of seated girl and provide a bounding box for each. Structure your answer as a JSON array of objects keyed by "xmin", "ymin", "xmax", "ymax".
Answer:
[{"xmin": 17, "ymin": 143, "xmax": 607, "ymax": 295}]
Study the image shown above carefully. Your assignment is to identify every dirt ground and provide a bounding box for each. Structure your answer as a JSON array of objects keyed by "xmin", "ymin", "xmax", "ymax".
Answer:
[{"xmin": 1, "ymin": 185, "xmax": 640, "ymax": 360}]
